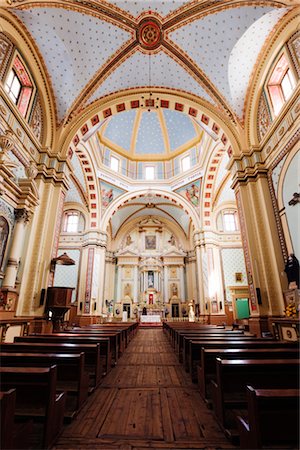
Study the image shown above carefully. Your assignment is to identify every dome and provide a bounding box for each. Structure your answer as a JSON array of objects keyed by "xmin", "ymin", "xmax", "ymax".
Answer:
[{"xmin": 100, "ymin": 109, "xmax": 201, "ymax": 160}]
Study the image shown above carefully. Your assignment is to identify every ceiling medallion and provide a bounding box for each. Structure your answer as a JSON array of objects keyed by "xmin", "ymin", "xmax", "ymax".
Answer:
[{"xmin": 137, "ymin": 18, "xmax": 162, "ymax": 50}]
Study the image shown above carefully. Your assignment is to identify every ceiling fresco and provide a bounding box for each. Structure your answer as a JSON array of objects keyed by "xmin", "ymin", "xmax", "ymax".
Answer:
[
  {"xmin": 9, "ymin": 0, "xmax": 291, "ymax": 126},
  {"xmin": 102, "ymin": 109, "xmax": 199, "ymax": 157}
]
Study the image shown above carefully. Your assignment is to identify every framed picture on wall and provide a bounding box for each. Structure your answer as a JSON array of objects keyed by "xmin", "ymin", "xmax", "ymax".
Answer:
[
  {"xmin": 145, "ymin": 235, "xmax": 156, "ymax": 250},
  {"xmin": 235, "ymin": 272, "xmax": 243, "ymax": 282}
]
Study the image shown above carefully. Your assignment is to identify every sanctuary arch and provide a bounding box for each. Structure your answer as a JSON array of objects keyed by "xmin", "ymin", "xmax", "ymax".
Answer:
[{"xmin": 100, "ymin": 189, "xmax": 201, "ymax": 320}]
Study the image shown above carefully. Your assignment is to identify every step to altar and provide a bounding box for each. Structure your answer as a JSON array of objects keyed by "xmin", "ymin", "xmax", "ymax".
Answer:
[{"xmin": 138, "ymin": 322, "xmax": 163, "ymax": 328}]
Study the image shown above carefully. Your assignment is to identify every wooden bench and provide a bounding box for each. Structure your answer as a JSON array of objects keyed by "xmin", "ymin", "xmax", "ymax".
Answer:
[
  {"xmin": 236, "ymin": 386, "xmax": 300, "ymax": 449},
  {"xmin": 1, "ymin": 342, "xmax": 102, "ymax": 389},
  {"xmin": 211, "ymin": 358, "xmax": 299, "ymax": 438},
  {"xmin": 15, "ymin": 334, "xmax": 111, "ymax": 375},
  {"xmin": 187, "ymin": 339, "xmax": 297, "ymax": 381},
  {"xmin": 0, "ymin": 352, "xmax": 89, "ymax": 420},
  {"xmin": 64, "ymin": 329, "xmax": 122, "ymax": 357},
  {"xmin": 175, "ymin": 330, "xmax": 245, "ymax": 360},
  {"xmin": 183, "ymin": 335, "xmax": 264, "ymax": 372},
  {"xmin": 0, "ymin": 366, "xmax": 66, "ymax": 449},
  {"xmin": 198, "ymin": 347, "xmax": 300, "ymax": 401},
  {"xmin": 1, "ymin": 389, "xmax": 33, "ymax": 450},
  {"xmin": 163, "ymin": 322, "xmax": 226, "ymax": 346},
  {"xmin": 81, "ymin": 322, "xmax": 138, "ymax": 348}
]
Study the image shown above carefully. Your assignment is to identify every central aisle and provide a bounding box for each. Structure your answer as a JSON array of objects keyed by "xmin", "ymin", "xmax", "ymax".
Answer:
[{"xmin": 54, "ymin": 328, "xmax": 236, "ymax": 449}]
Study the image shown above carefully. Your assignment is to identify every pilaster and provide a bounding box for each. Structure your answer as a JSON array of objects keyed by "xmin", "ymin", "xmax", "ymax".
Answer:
[{"xmin": 233, "ymin": 167, "xmax": 286, "ymax": 317}]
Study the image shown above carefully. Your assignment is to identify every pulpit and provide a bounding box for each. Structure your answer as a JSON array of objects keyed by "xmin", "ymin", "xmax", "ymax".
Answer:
[{"xmin": 46, "ymin": 287, "xmax": 73, "ymax": 331}]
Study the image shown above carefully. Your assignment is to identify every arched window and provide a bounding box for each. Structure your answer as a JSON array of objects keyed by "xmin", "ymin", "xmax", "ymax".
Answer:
[
  {"xmin": 267, "ymin": 53, "xmax": 296, "ymax": 117},
  {"xmin": 216, "ymin": 210, "xmax": 239, "ymax": 232},
  {"xmin": 62, "ymin": 211, "xmax": 85, "ymax": 233},
  {"xmin": 0, "ymin": 217, "xmax": 9, "ymax": 270},
  {"xmin": 4, "ymin": 54, "xmax": 34, "ymax": 118}
]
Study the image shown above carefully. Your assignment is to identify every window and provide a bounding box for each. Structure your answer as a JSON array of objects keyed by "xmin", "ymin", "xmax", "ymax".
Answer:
[
  {"xmin": 223, "ymin": 212, "xmax": 238, "ymax": 232},
  {"xmin": 110, "ymin": 155, "xmax": 119, "ymax": 172},
  {"xmin": 182, "ymin": 155, "xmax": 191, "ymax": 172},
  {"xmin": 145, "ymin": 166, "xmax": 155, "ymax": 180},
  {"xmin": 5, "ymin": 70, "xmax": 21, "ymax": 103},
  {"xmin": 4, "ymin": 56, "xmax": 33, "ymax": 118},
  {"xmin": 267, "ymin": 54, "xmax": 296, "ymax": 117},
  {"xmin": 63, "ymin": 212, "xmax": 79, "ymax": 233},
  {"xmin": 217, "ymin": 210, "xmax": 239, "ymax": 232}
]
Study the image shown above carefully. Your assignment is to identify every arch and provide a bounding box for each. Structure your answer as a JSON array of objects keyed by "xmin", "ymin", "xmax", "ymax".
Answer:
[
  {"xmin": 0, "ymin": 10, "xmax": 56, "ymax": 148},
  {"xmin": 100, "ymin": 188, "xmax": 201, "ymax": 233},
  {"xmin": 59, "ymin": 89, "xmax": 241, "ymax": 160},
  {"xmin": 112, "ymin": 215, "xmax": 188, "ymax": 251},
  {"xmin": 245, "ymin": 9, "xmax": 299, "ymax": 147}
]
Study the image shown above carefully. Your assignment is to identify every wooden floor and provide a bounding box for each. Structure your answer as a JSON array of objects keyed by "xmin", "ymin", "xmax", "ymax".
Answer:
[{"xmin": 53, "ymin": 328, "xmax": 237, "ymax": 449}]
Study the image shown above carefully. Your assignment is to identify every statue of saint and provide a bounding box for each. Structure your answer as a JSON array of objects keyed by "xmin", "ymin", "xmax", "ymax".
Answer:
[
  {"xmin": 188, "ymin": 299, "xmax": 195, "ymax": 322},
  {"xmin": 285, "ymin": 253, "xmax": 299, "ymax": 288},
  {"xmin": 168, "ymin": 234, "xmax": 176, "ymax": 246},
  {"xmin": 126, "ymin": 235, "xmax": 133, "ymax": 246},
  {"xmin": 171, "ymin": 283, "xmax": 178, "ymax": 297},
  {"xmin": 124, "ymin": 283, "xmax": 131, "ymax": 297}
]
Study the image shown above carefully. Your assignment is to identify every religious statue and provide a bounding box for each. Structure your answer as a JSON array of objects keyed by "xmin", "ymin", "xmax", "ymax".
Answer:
[
  {"xmin": 171, "ymin": 283, "xmax": 178, "ymax": 297},
  {"xmin": 188, "ymin": 299, "xmax": 195, "ymax": 322},
  {"xmin": 126, "ymin": 234, "xmax": 133, "ymax": 246},
  {"xmin": 285, "ymin": 253, "xmax": 299, "ymax": 288},
  {"xmin": 124, "ymin": 283, "xmax": 131, "ymax": 297},
  {"xmin": 168, "ymin": 234, "xmax": 176, "ymax": 246}
]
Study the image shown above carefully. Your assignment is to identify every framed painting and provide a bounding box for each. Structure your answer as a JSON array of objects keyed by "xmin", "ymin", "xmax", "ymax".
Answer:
[{"xmin": 145, "ymin": 235, "xmax": 156, "ymax": 250}]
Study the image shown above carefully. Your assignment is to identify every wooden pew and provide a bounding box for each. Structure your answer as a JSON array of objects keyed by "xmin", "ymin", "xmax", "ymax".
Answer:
[
  {"xmin": 15, "ymin": 334, "xmax": 111, "ymax": 375},
  {"xmin": 163, "ymin": 322, "xmax": 226, "ymax": 346},
  {"xmin": 1, "ymin": 342, "xmax": 102, "ymax": 389},
  {"xmin": 175, "ymin": 330, "xmax": 245, "ymax": 360},
  {"xmin": 82, "ymin": 322, "xmax": 138, "ymax": 347},
  {"xmin": 210, "ymin": 358, "xmax": 299, "ymax": 438},
  {"xmin": 0, "ymin": 352, "xmax": 89, "ymax": 420},
  {"xmin": 198, "ymin": 347, "xmax": 300, "ymax": 401},
  {"xmin": 64, "ymin": 329, "xmax": 123, "ymax": 356},
  {"xmin": 0, "ymin": 366, "xmax": 66, "ymax": 449},
  {"xmin": 1, "ymin": 389, "xmax": 33, "ymax": 450},
  {"xmin": 236, "ymin": 386, "xmax": 300, "ymax": 449},
  {"xmin": 187, "ymin": 339, "xmax": 297, "ymax": 381}
]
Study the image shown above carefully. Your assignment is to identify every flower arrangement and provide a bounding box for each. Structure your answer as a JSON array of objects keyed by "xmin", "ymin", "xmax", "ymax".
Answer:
[{"xmin": 284, "ymin": 302, "xmax": 297, "ymax": 318}]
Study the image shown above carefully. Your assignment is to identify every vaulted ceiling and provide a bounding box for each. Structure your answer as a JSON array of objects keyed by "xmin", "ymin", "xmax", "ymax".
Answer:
[{"xmin": 9, "ymin": 0, "xmax": 291, "ymax": 130}]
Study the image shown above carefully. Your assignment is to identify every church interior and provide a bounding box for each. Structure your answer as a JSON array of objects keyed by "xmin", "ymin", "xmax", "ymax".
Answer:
[{"xmin": 0, "ymin": 0, "xmax": 299, "ymax": 449}]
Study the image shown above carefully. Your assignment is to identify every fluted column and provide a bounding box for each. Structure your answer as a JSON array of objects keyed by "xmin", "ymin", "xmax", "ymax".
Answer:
[
  {"xmin": 179, "ymin": 265, "xmax": 185, "ymax": 302},
  {"xmin": 133, "ymin": 265, "xmax": 138, "ymax": 302},
  {"xmin": 117, "ymin": 266, "xmax": 122, "ymax": 302},
  {"xmin": 2, "ymin": 209, "xmax": 30, "ymax": 288},
  {"xmin": 163, "ymin": 264, "xmax": 168, "ymax": 303},
  {"xmin": 194, "ymin": 231, "xmax": 205, "ymax": 315}
]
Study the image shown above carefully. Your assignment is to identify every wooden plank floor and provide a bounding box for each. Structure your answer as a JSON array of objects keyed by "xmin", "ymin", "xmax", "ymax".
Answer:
[{"xmin": 53, "ymin": 329, "xmax": 237, "ymax": 449}]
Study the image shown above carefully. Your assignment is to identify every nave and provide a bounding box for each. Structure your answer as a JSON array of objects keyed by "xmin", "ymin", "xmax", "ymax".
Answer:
[{"xmin": 54, "ymin": 329, "xmax": 235, "ymax": 450}]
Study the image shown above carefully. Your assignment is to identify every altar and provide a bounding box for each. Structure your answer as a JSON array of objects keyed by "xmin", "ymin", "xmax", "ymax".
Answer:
[{"xmin": 140, "ymin": 314, "xmax": 161, "ymax": 323}]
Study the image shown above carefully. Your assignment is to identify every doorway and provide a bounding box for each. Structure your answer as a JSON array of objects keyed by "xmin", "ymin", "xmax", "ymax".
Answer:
[
  {"xmin": 172, "ymin": 303, "xmax": 179, "ymax": 318},
  {"xmin": 123, "ymin": 303, "xmax": 131, "ymax": 318}
]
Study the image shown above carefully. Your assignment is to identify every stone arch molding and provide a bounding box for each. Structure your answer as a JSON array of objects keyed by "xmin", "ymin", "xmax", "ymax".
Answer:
[
  {"xmin": 62, "ymin": 90, "xmax": 240, "ymax": 160},
  {"xmin": 100, "ymin": 188, "xmax": 201, "ymax": 233}
]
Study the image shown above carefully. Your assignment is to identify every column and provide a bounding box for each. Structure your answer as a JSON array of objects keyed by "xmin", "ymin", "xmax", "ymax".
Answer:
[
  {"xmin": 2, "ymin": 209, "xmax": 30, "ymax": 288},
  {"xmin": 92, "ymin": 245, "xmax": 107, "ymax": 315},
  {"xmin": 117, "ymin": 266, "xmax": 122, "ymax": 302},
  {"xmin": 133, "ymin": 265, "xmax": 138, "ymax": 303},
  {"xmin": 179, "ymin": 265, "xmax": 185, "ymax": 302},
  {"xmin": 163, "ymin": 264, "xmax": 168, "ymax": 302},
  {"xmin": 234, "ymin": 174, "xmax": 286, "ymax": 316},
  {"xmin": 194, "ymin": 231, "xmax": 205, "ymax": 315}
]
